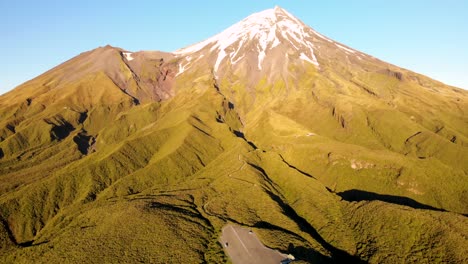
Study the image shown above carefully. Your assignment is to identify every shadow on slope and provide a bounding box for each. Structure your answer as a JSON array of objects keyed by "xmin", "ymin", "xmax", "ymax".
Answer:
[
  {"xmin": 233, "ymin": 130, "xmax": 257, "ymax": 149},
  {"xmin": 72, "ymin": 131, "xmax": 95, "ymax": 155},
  {"xmin": 337, "ymin": 189, "xmax": 446, "ymax": 212},
  {"xmin": 248, "ymin": 163, "xmax": 365, "ymax": 263},
  {"xmin": 265, "ymin": 190, "xmax": 366, "ymax": 263},
  {"xmin": 0, "ymin": 217, "xmax": 47, "ymax": 248},
  {"xmin": 49, "ymin": 122, "xmax": 75, "ymax": 141},
  {"xmin": 253, "ymin": 221, "xmax": 333, "ymax": 263}
]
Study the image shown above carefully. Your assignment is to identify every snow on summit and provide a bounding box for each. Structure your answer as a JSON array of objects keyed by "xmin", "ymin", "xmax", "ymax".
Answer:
[
  {"xmin": 174, "ymin": 6, "xmax": 323, "ymax": 73},
  {"xmin": 122, "ymin": 52, "xmax": 134, "ymax": 61}
]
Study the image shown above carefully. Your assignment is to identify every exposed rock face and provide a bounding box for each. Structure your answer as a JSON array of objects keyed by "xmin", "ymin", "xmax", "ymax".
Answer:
[{"xmin": 120, "ymin": 50, "xmax": 177, "ymax": 102}]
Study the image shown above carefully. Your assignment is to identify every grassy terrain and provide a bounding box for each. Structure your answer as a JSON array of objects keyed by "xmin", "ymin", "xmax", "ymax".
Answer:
[{"xmin": 0, "ymin": 45, "xmax": 467, "ymax": 263}]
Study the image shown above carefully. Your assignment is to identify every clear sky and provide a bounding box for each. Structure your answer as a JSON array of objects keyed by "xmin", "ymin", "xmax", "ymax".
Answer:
[{"xmin": 2, "ymin": 0, "xmax": 468, "ymax": 94}]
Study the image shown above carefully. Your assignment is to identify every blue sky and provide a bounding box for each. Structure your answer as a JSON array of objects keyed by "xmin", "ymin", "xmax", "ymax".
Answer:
[{"xmin": 1, "ymin": 0, "xmax": 467, "ymax": 94}]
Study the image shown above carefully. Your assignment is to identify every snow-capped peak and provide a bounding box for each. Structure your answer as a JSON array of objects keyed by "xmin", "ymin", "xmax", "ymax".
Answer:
[{"xmin": 173, "ymin": 6, "xmax": 321, "ymax": 73}]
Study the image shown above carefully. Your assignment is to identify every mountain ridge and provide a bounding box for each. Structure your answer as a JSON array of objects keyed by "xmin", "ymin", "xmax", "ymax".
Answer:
[{"xmin": 0, "ymin": 6, "xmax": 467, "ymax": 263}]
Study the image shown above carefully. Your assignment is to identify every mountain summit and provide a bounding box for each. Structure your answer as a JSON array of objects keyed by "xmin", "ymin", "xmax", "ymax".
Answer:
[
  {"xmin": 0, "ymin": 7, "xmax": 467, "ymax": 264},
  {"xmin": 175, "ymin": 6, "xmax": 322, "ymax": 71},
  {"xmin": 173, "ymin": 6, "xmax": 365, "ymax": 81}
]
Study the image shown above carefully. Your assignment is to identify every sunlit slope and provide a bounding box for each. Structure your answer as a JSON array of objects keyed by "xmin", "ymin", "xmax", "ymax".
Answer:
[
  {"xmin": 1, "ymin": 6, "xmax": 468, "ymax": 264},
  {"xmin": 1, "ymin": 67, "xmax": 467, "ymax": 263},
  {"xmin": 214, "ymin": 61, "xmax": 468, "ymax": 214}
]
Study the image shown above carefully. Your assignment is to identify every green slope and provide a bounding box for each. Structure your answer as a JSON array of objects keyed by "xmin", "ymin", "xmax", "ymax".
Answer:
[{"xmin": 0, "ymin": 44, "xmax": 467, "ymax": 264}]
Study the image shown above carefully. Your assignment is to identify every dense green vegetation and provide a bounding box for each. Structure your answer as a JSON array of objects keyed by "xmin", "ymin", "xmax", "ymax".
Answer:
[{"xmin": 0, "ymin": 45, "xmax": 467, "ymax": 263}]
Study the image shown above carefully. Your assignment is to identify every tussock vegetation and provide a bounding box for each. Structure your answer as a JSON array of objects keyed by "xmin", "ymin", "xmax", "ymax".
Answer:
[{"xmin": 0, "ymin": 45, "xmax": 467, "ymax": 263}]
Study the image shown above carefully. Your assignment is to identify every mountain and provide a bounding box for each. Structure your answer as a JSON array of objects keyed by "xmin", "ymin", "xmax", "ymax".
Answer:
[{"xmin": 0, "ymin": 6, "xmax": 467, "ymax": 263}]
